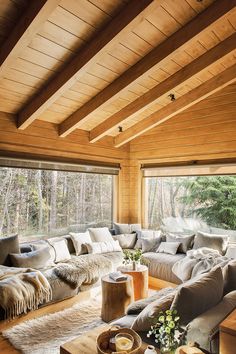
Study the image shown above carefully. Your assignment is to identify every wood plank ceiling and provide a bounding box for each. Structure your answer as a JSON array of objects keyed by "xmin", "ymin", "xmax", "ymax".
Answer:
[{"xmin": 0, "ymin": 0, "xmax": 235, "ymax": 148}]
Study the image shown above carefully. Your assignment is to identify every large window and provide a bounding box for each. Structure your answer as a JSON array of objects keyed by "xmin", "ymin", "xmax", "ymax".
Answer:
[
  {"xmin": 145, "ymin": 175, "xmax": 236, "ymax": 233},
  {"xmin": 0, "ymin": 167, "xmax": 114, "ymax": 240}
]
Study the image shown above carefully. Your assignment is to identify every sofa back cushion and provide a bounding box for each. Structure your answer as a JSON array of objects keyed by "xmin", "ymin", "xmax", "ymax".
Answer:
[
  {"xmin": 10, "ymin": 247, "xmax": 51, "ymax": 269},
  {"xmin": 70, "ymin": 231, "xmax": 91, "ymax": 255},
  {"xmin": 47, "ymin": 239, "xmax": 71, "ymax": 263},
  {"xmin": 113, "ymin": 234, "xmax": 137, "ymax": 249},
  {"xmin": 88, "ymin": 227, "xmax": 113, "ymax": 242},
  {"xmin": 166, "ymin": 233, "xmax": 195, "ymax": 253},
  {"xmin": 223, "ymin": 260, "xmax": 236, "ymax": 294},
  {"xmin": 131, "ymin": 291, "xmax": 176, "ymax": 331},
  {"xmin": 171, "ymin": 267, "xmax": 223, "ymax": 326},
  {"xmin": 193, "ymin": 231, "xmax": 229, "ymax": 254},
  {"xmin": 113, "ymin": 223, "xmax": 141, "ymax": 235},
  {"xmin": 135, "ymin": 229, "xmax": 161, "ymax": 249},
  {"xmin": 0, "ymin": 235, "xmax": 20, "ymax": 266},
  {"xmin": 31, "ymin": 239, "xmax": 56, "ymax": 265},
  {"xmin": 141, "ymin": 237, "xmax": 162, "ymax": 253}
]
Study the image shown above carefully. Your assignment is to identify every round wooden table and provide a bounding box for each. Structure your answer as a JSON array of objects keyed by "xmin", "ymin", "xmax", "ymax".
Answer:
[
  {"xmin": 117, "ymin": 265, "xmax": 149, "ymax": 300},
  {"xmin": 101, "ymin": 274, "xmax": 134, "ymax": 322}
]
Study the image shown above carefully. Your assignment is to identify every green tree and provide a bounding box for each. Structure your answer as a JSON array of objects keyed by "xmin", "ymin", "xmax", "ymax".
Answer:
[{"xmin": 181, "ymin": 176, "xmax": 236, "ymax": 230}]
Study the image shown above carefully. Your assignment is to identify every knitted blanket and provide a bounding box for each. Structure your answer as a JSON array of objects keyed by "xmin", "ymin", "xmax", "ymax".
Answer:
[
  {"xmin": 0, "ymin": 265, "xmax": 52, "ymax": 320},
  {"xmin": 172, "ymin": 247, "xmax": 229, "ymax": 282},
  {"xmin": 53, "ymin": 254, "xmax": 113, "ymax": 288}
]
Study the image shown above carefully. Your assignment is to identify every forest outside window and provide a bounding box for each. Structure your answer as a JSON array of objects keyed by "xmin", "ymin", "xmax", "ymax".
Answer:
[
  {"xmin": 0, "ymin": 167, "xmax": 114, "ymax": 241},
  {"xmin": 144, "ymin": 174, "xmax": 236, "ymax": 237}
]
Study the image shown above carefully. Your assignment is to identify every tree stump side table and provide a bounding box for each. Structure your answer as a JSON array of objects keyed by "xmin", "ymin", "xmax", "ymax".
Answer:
[
  {"xmin": 117, "ymin": 265, "xmax": 148, "ymax": 301},
  {"xmin": 101, "ymin": 274, "xmax": 134, "ymax": 322}
]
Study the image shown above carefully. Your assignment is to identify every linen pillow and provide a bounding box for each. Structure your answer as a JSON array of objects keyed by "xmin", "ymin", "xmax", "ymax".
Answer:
[
  {"xmin": 171, "ymin": 267, "xmax": 223, "ymax": 326},
  {"xmin": 31, "ymin": 240, "xmax": 56, "ymax": 265},
  {"xmin": 70, "ymin": 231, "xmax": 91, "ymax": 255},
  {"xmin": 193, "ymin": 231, "xmax": 229, "ymax": 254},
  {"xmin": 48, "ymin": 239, "xmax": 71, "ymax": 263},
  {"xmin": 141, "ymin": 237, "xmax": 162, "ymax": 253},
  {"xmin": 88, "ymin": 227, "xmax": 113, "ymax": 242},
  {"xmin": 223, "ymin": 260, "xmax": 236, "ymax": 294},
  {"xmin": 113, "ymin": 222, "xmax": 141, "ymax": 235},
  {"xmin": 113, "ymin": 233, "xmax": 137, "ymax": 249},
  {"xmin": 86, "ymin": 240, "xmax": 122, "ymax": 254},
  {"xmin": 10, "ymin": 247, "xmax": 51, "ymax": 269},
  {"xmin": 132, "ymin": 291, "xmax": 176, "ymax": 331},
  {"xmin": 166, "ymin": 233, "xmax": 195, "ymax": 253},
  {"xmin": 135, "ymin": 229, "xmax": 161, "ymax": 249},
  {"xmin": 157, "ymin": 242, "xmax": 180, "ymax": 255},
  {"xmin": 0, "ymin": 234, "xmax": 20, "ymax": 266}
]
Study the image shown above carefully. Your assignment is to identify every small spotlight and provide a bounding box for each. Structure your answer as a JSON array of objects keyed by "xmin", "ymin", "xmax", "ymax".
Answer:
[
  {"xmin": 168, "ymin": 93, "xmax": 175, "ymax": 101},
  {"xmin": 118, "ymin": 126, "xmax": 123, "ymax": 132}
]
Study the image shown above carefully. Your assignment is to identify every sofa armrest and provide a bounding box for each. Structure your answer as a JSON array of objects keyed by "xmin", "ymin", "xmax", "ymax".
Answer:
[{"xmin": 186, "ymin": 291, "xmax": 236, "ymax": 354}]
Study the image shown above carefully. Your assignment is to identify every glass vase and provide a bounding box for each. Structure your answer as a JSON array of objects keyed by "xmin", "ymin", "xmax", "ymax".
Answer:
[{"xmin": 160, "ymin": 345, "xmax": 176, "ymax": 354}]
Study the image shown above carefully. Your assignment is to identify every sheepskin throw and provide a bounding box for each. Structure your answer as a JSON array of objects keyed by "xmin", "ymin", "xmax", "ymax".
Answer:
[
  {"xmin": 54, "ymin": 254, "xmax": 113, "ymax": 288},
  {"xmin": 0, "ymin": 265, "xmax": 52, "ymax": 320}
]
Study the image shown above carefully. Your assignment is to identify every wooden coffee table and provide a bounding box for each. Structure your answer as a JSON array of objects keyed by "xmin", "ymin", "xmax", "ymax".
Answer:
[
  {"xmin": 117, "ymin": 265, "xmax": 148, "ymax": 300},
  {"xmin": 60, "ymin": 324, "xmax": 160, "ymax": 354}
]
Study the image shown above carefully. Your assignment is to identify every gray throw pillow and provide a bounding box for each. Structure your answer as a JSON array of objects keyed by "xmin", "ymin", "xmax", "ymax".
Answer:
[
  {"xmin": 141, "ymin": 237, "xmax": 161, "ymax": 253},
  {"xmin": 157, "ymin": 241, "xmax": 180, "ymax": 255},
  {"xmin": 113, "ymin": 234, "xmax": 137, "ymax": 249},
  {"xmin": 113, "ymin": 222, "xmax": 141, "ymax": 235},
  {"xmin": 31, "ymin": 240, "xmax": 56, "ymax": 265},
  {"xmin": 166, "ymin": 233, "xmax": 195, "ymax": 253},
  {"xmin": 0, "ymin": 234, "xmax": 20, "ymax": 266},
  {"xmin": 135, "ymin": 229, "xmax": 161, "ymax": 249},
  {"xmin": 131, "ymin": 291, "xmax": 176, "ymax": 331},
  {"xmin": 10, "ymin": 247, "xmax": 51, "ymax": 269},
  {"xmin": 126, "ymin": 287, "xmax": 175, "ymax": 315},
  {"xmin": 193, "ymin": 231, "xmax": 229, "ymax": 255},
  {"xmin": 171, "ymin": 267, "xmax": 223, "ymax": 326}
]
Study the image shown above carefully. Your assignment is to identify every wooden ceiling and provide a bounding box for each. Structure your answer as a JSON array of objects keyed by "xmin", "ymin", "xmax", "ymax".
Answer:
[{"xmin": 0, "ymin": 0, "xmax": 236, "ymax": 148}]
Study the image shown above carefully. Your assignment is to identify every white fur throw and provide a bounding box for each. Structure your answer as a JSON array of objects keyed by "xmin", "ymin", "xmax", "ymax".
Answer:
[
  {"xmin": 0, "ymin": 265, "xmax": 52, "ymax": 320},
  {"xmin": 86, "ymin": 240, "xmax": 122, "ymax": 254}
]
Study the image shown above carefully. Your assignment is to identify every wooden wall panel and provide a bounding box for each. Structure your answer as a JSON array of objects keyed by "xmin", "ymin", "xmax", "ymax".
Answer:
[
  {"xmin": 0, "ymin": 112, "xmax": 130, "ymax": 224},
  {"xmin": 129, "ymin": 84, "xmax": 236, "ymax": 223}
]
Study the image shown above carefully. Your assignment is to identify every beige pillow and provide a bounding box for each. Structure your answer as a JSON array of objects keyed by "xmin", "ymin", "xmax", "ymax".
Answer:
[
  {"xmin": 10, "ymin": 247, "xmax": 51, "ymax": 269},
  {"xmin": 31, "ymin": 240, "xmax": 55, "ymax": 265},
  {"xmin": 86, "ymin": 240, "xmax": 122, "ymax": 254},
  {"xmin": 49, "ymin": 239, "xmax": 71, "ymax": 263},
  {"xmin": 193, "ymin": 231, "xmax": 229, "ymax": 254},
  {"xmin": 157, "ymin": 241, "xmax": 180, "ymax": 255},
  {"xmin": 113, "ymin": 234, "xmax": 137, "ymax": 249},
  {"xmin": 131, "ymin": 291, "xmax": 176, "ymax": 331},
  {"xmin": 70, "ymin": 231, "xmax": 91, "ymax": 255},
  {"xmin": 88, "ymin": 227, "xmax": 113, "ymax": 242},
  {"xmin": 171, "ymin": 267, "xmax": 223, "ymax": 326}
]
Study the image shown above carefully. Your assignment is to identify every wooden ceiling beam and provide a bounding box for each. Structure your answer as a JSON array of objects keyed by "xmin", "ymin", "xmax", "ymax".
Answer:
[
  {"xmin": 59, "ymin": 0, "xmax": 236, "ymax": 137},
  {"xmin": 17, "ymin": 0, "xmax": 156, "ymax": 130},
  {"xmin": 114, "ymin": 63, "xmax": 236, "ymax": 147},
  {"xmin": 0, "ymin": 0, "xmax": 60, "ymax": 80},
  {"xmin": 89, "ymin": 33, "xmax": 236, "ymax": 143}
]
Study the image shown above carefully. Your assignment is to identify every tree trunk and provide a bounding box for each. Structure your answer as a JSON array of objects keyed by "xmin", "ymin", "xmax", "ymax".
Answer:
[
  {"xmin": 0, "ymin": 169, "xmax": 13, "ymax": 235},
  {"xmin": 36, "ymin": 170, "xmax": 43, "ymax": 231},
  {"xmin": 49, "ymin": 171, "xmax": 57, "ymax": 231}
]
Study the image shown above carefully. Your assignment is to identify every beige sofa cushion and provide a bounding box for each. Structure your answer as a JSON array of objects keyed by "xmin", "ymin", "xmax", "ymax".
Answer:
[
  {"xmin": 193, "ymin": 231, "xmax": 229, "ymax": 254},
  {"xmin": 10, "ymin": 247, "xmax": 51, "ymax": 269},
  {"xmin": 166, "ymin": 233, "xmax": 195, "ymax": 253},
  {"xmin": 70, "ymin": 231, "xmax": 91, "ymax": 255},
  {"xmin": 113, "ymin": 233, "xmax": 137, "ymax": 249},
  {"xmin": 171, "ymin": 267, "xmax": 223, "ymax": 326},
  {"xmin": 0, "ymin": 235, "xmax": 20, "ymax": 266},
  {"xmin": 186, "ymin": 290, "xmax": 236, "ymax": 353},
  {"xmin": 88, "ymin": 227, "xmax": 113, "ymax": 242},
  {"xmin": 131, "ymin": 291, "xmax": 176, "ymax": 331},
  {"xmin": 157, "ymin": 241, "xmax": 180, "ymax": 255}
]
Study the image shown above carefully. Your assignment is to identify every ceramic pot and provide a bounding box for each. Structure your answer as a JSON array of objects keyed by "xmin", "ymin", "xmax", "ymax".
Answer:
[{"xmin": 144, "ymin": 344, "xmax": 157, "ymax": 354}]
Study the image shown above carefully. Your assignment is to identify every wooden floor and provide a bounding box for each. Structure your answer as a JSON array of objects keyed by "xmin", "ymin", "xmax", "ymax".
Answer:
[{"xmin": 0, "ymin": 290, "xmax": 92, "ymax": 354}]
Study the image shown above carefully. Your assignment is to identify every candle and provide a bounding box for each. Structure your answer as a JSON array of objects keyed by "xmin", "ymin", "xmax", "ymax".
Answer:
[{"xmin": 115, "ymin": 333, "xmax": 134, "ymax": 352}]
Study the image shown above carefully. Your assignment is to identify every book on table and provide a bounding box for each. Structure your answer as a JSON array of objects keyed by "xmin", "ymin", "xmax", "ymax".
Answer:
[{"xmin": 109, "ymin": 271, "xmax": 128, "ymax": 281}]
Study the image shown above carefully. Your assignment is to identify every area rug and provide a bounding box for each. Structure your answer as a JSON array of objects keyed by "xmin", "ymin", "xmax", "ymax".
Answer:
[{"xmin": 1, "ymin": 298, "xmax": 104, "ymax": 354}]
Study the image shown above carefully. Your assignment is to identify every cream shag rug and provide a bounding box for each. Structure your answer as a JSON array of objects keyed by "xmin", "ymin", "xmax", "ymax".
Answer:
[{"xmin": 2, "ymin": 298, "xmax": 104, "ymax": 354}]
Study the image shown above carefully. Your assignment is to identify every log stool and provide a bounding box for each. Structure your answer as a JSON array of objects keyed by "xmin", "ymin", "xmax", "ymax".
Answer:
[
  {"xmin": 101, "ymin": 274, "xmax": 134, "ymax": 322},
  {"xmin": 117, "ymin": 265, "xmax": 148, "ymax": 300}
]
